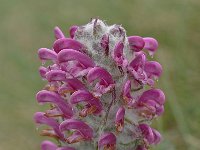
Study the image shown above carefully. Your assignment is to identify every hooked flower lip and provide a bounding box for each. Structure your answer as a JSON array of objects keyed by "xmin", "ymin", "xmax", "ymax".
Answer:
[
  {"xmin": 46, "ymin": 70, "xmax": 67, "ymax": 82},
  {"xmin": 87, "ymin": 67, "xmax": 114, "ymax": 84},
  {"xmin": 38, "ymin": 48, "xmax": 57, "ymax": 62},
  {"xmin": 138, "ymin": 89, "xmax": 165, "ymax": 105},
  {"xmin": 144, "ymin": 61, "xmax": 162, "ymax": 79},
  {"xmin": 98, "ymin": 132, "xmax": 116, "ymax": 149},
  {"xmin": 54, "ymin": 26, "xmax": 65, "ymax": 39},
  {"xmin": 128, "ymin": 36, "xmax": 145, "ymax": 52},
  {"xmin": 53, "ymin": 38, "xmax": 85, "ymax": 53},
  {"xmin": 57, "ymin": 49, "xmax": 95, "ymax": 68},
  {"xmin": 36, "ymin": 90, "xmax": 73, "ymax": 118},
  {"xmin": 59, "ymin": 119, "xmax": 93, "ymax": 142},
  {"xmin": 70, "ymin": 90, "xmax": 103, "ymax": 116},
  {"xmin": 138, "ymin": 124, "xmax": 161, "ymax": 145}
]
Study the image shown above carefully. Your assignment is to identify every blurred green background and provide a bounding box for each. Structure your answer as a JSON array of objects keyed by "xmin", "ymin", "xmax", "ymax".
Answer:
[{"xmin": 0, "ymin": 0, "xmax": 200, "ymax": 149}]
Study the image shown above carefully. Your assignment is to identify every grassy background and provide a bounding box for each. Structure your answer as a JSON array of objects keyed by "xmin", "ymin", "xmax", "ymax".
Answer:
[{"xmin": 0, "ymin": 0, "xmax": 200, "ymax": 149}]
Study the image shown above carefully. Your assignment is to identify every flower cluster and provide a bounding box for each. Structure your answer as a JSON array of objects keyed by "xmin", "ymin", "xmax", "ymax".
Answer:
[{"xmin": 34, "ymin": 19, "xmax": 165, "ymax": 150}]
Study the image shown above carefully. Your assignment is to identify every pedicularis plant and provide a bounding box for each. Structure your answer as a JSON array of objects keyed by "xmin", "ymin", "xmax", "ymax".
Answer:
[{"xmin": 34, "ymin": 19, "xmax": 165, "ymax": 150}]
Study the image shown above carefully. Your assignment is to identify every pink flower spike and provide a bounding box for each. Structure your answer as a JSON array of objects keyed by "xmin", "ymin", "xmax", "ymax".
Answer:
[
  {"xmin": 34, "ymin": 112, "xmax": 64, "ymax": 139},
  {"xmin": 54, "ymin": 26, "xmax": 65, "ymax": 39},
  {"xmin": 70, "ymin": 90, "xmax": 103, "ymax": 116},
  {"xmin": 41, "ymin": 140, "xmax": 57, "ymax": 150},
  {"xmin": 46, "ymin": 70, "xmax": 66, "ymax": 82},
  {"xmin": 128, "ymin": 36, "xmax": 145, "ymax": 52},
  {"xmin": 59, "ymin": 119, "xmax": 93, "ymax": 143},
  {"xmin": 98, "ymin": 132, "xmax": 116, "ymax": 150},
  {"xmin": 112, "ymin": 41, "xmax": 128, "ymax": 68},
  {"xmin": 69, "ymin": 25, "xmax": 78, "ymax": 38},
  {"xmin": 38, "ymin": 48, "xmax": 57, "ymax": 62},
  {"xmin": 144, "ymin": 61, "xmax": 163, "ymax": 79},
  {"xmin": 115, "ymin": 107, "xmax": 125, "ymax": 132},
  {"xmin": 53, "ymin": 38, "xmax": 85, "ymax": 53},
  {"xmin": 36, "ymin": 90, "xmax": 73, "ymax": 118},
  {"xmin": 58, "ymin": 49, "xmax": 95, "ymax": 68},
  {"xmin": 138, "ymin": 89, "xmax": 165, "ymax": 105},
  {"xmin": 143, "ymin": 37, "xmax": 158, "ymax": 56},
  {"xmin": 138, "ymin": 124, "xmax": 154, "ymax": 144}
]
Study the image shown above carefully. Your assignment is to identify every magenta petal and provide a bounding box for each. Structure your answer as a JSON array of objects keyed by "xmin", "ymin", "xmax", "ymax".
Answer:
[
  {"xmin": 129, "ymin": 53, "xmax": 146, "ymax": 69},
  {"xmin": 115, "ymin": 107, "xmax": 125, "ymax": 123},
  {"xmin": 34, "ymin": 112, "xmax": 64, "ymax": 139},
  {"xmin": 156, "ymin": 105, "xmax": 164, "ymax": 116},
  {"xmin": 60, "ymin": 119, "xmax": 93, "ymax": 139},
  {"xmin": 139, "ymin": 124, "xmax": 154, "ymax": 144},
  {"xmin": 54, "ymin": 26, "xmax": 65, "ymax": 39},
  {"xmin": 39, "ymin": 66, "xmax": 48, "ymax": 78},
  {"xmin": 138, "ymin": 89, "xmax": 165, "ymax": 105},
  {"xmin": 98, "ymin": 132, "xmax": 116, "ymax": 148},
  {"xmin": 143, "ymin": 37, "xmax": 158, "ymax": 55},
  {"xmin": 69, "ymin": 25, "xmax": 78, "ymax": 39},
  {"xmin": 112, "ymin": 41, "xmax": 128, "ymax": 67},
  {"xmin": 122, "ymin": 80, "xmax": 132, "ymax": 101},
  {"xmin": 41, "ymin": 140, "xmax": 57, "ymax": 150},
  {"xmin": 87, "ymin": 67, "xmax": 114, "ymax": 84},
  {"xmin": 70, "ymin": 90, "xmax": 102, "ymax": 114},
  {"xmin": 58, "ymin": 49, "xmax": 95, "ymax": 68},
  {"xmin": 46, "ymin": 70, "xmax": 66, "ymax": 82},
  {"xmin": 128, "ymin": 36, "xmax": 145, "ymax": 52},
  {"xmin": 53, "ymin": 38, "xmax": 85, "ymax": 53},
  {"xmin": 144, "ymin": 61, "xmax": 162, "ymax": 78},
  {"xmin": 152, "ymin": 129, "xmax": 161, "ymax": 144},
  {"xmin": 38, "ymin": 48, "xmax": 57, "ymax": 61},
  {"xmin": 36, "ymin": 90, "xmax": 73, "ymax": 118}
]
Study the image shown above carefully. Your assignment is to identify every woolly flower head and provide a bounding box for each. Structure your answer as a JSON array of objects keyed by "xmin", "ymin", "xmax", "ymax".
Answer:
[{"xmin": 35, "ymin": 18, "xmax": 165, "ymax": 150}]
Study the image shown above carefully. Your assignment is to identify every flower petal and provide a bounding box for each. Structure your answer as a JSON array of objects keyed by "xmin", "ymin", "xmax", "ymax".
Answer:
[
  {"xmin": 46, "ymin": 70, "xmax": 66, "ymax": 82},
  {"xmin": 39, "ymin": 66, "xmax": 48, "ymax": 78},
  {"xmin": 112, "ymin": 41, "xmax": 128, "ymax": 67},
  {"xmin": 34, "ymin": 112, "xmax": 64, "ymax": 139},
  {"xmin": 38, "ymin": 48, "xmax": 57, "ymax": 61},
  {"xmin": 53, "ymin": 38, "xmax": 85, "ymax": 53},
  {"xmin": 87, "ymin": 67, "xmax": 114, "ymax": 84},
  {"xmin": 58, "ymin": 49, "xmax": 95, "ymax": 68},
  {"xmin": 69, "ymin": 25, "xmax": 78, "ymax": 39},
  {"xmin": 115, "ymin": 107, "xmax": 125, "ymax": 132},
  {"xmin": 70, "ymin": 90, "xmax": 103, "ymax": 114},
  {"xmin": 41, "ymin": 140, "xmax": 57, "ymax": 150},
  {"xmin": 98, "ymin": 132, "xmax": 116, "ymax": 149},
  {"xmin": 128, "ymin": 36, "xmax": 145, "ymax": 52},
  {"xmin": 138, "ymin": 124, "xmax": 154, "ymax": 144},
  {"xmin": 152, "ymin": 129, "xmax": 161, "ymax": 144},
  {"xmin": 60, "ymin": 119, "xmax": 93, "ymax": 140},
  {"xmin": 138, "ymin": 89, "xmax": 165, "ymax": 105},
  {"xmin": 36, "ymin": 90, "xmax": 73, "ymax": 118},
  {"xmin": 144, "ymin": 61, "xmax": 162, "ymax": 79},
  {"xmin": 143, "ymin": 37, "xmax": 158, "ymax": 56},
  {"xmin": 54, "ymin": 26, "xmax": 65, "ymax": 39}
]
